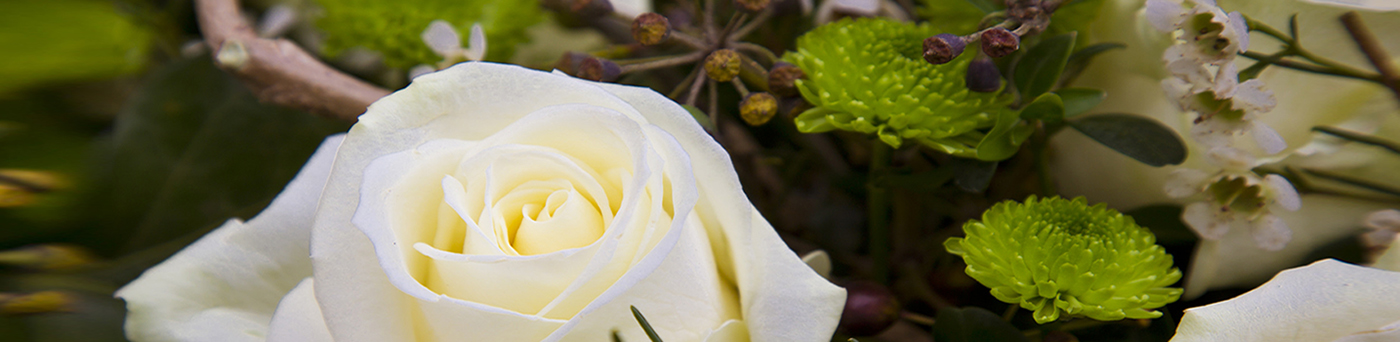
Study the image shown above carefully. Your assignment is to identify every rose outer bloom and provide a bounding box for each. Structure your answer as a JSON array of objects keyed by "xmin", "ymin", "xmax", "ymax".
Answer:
[{"xmin": 116, "ymin": 62, "xmax": 845, "ymax": 341}]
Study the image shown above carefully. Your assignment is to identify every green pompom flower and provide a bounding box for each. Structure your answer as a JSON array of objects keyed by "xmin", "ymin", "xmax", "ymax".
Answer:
[
  {"xmin": 314, "ymin": 0, "xmax": 543, "ymax": 69},
  {"xmin": 944, "ymin": 196, "xmax": 1182, "ymax": 324},
  {"xmin": 782, "ymin": 18, "xmax": 1011, "ymax": 155}
]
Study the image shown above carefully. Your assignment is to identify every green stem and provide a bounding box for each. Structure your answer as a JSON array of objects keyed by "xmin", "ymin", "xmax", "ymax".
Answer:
[
  {"xmin": 1302, "ymin": 168, "xmax": 1400, "ymax": 197},
  {"xmin": 1032, "ymin": 125, "xmax": 1056, "ymax": 195},
  {"xmin": 867, "ymin": 141, "xmax": 893, "ymax": 284},
  {"xmin": 1239, "ymin": 51, "xmax": 1382, "ymax": 83},
  {"xmin": 1312, "ymin": 126, "xmax": 1400, "ymax": 155}
]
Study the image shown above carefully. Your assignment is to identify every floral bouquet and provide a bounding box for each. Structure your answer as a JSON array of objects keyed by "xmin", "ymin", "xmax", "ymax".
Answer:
[{"xmin": 0, "ymin": 0, "xmax": 1398, "ymax": 341}]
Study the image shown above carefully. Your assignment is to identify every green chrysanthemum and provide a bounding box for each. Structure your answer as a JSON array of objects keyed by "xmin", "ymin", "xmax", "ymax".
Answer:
[
  {"xmin": 945, "ymin": 196, "xmax": 1183, "ymax": 324},
  {"xmin": 782, "ymin": 18, "xmax": 1011, "ymax": 155},
  {"xmin": 314, "ymin": 0, "xmax": 543, "ymax": 69}
]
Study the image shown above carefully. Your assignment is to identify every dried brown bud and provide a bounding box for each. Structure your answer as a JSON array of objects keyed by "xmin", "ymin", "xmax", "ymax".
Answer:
[
  {"xmin": 555, "ymin": 52, "xmax": 591, "ymax": 75},
  {"xmin": 631, "ymin": 13, "xmax": 671, "ymax": 45},
  {"xmin": 577, "ymin": 57, "xmax": 621, "ymax": 82},
  {"xmin": 766, "ymin": 62, "xmax": 805, "ymax": 97},
  {"xmin": 735, "ymin": 0, "xmax": 772, "ymax": 12},
  {"xmin": 739, "ymin": 92, "xmax": 778, "ymax": 125},
  {"xmin": 965, "ymin": 57, "xmax": 1002, "ymax": 92},
  {"xmin": 838, "ymin": 281, "xmax": 901, "ymax": 336},
  {"xmin": 980, "ymin": 27, "xmax": 1020, "ymax": 58},
  {"xmin": 704, "ymin": 49, "xmax": 742, "ymax": 82},
  {"xmin": 923, "ymin": 33, "xmax": 967, "ymax": 65}
]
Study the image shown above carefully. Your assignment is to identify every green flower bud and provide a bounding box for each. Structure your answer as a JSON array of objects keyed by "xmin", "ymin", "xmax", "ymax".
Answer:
[
  {"xmin": 782, "ymin": 18, "xmax": 1011, "ymax": 155},
  {"xmin": 944, "ymin": 196, "xmax": 1183, "ymax": 324}
]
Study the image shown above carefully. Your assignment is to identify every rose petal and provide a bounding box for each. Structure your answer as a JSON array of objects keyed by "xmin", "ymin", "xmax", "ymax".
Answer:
[
  {"xmin": 1173, "ymin": 259, "xmax": 1400, "ymax": 342},
  {"xmin": 118, "ymin": 135, "xmax": 343, "ymax": 342},
  {"xmin": 266, "ymin": 278, "xmax": 332, "ymax": 342}
]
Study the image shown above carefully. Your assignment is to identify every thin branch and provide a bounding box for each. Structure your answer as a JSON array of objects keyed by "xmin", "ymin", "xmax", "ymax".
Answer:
[
  {"xmin": 1340, "ymin": 11, "xmax": 1400, "ymax": 106},
  {"xmin": 195, "ymin": 0, "xmax": 388, "ymax": 121},
  {"xmin": 618, "ymin": 52, "xmax": 705, "ymax": 74},
  {"xmin": 728, "ymin": 8, "xmax": 774, "ymax": 41},
  {"xmin": 1302, "ymin": 168, "xmax": 1400, "ymax": 197},
  {"xmin": 668, "ymin": 66, "xmax": 702, "ymax": 100},
  {"xmin": 1312, "ymin": 126, "xmax": 1400, "ymax": 155},
  {"xmin": 1238, "ymin": 51, "xmax": 1382, "ymax": 82},
  {"xmin": 731, "ymin": 41, "xmax": 778, "ymax": 66}
]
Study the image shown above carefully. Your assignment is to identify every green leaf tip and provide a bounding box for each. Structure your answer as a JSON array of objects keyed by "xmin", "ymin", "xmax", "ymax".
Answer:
[
  {"xmin": 783, "ymin": 18, "xmax": 1012, "ymax": 155},
  {"xmin": 630, "ymin": 306, "xmax": 664, "ymax": 342},
  {"xmin": 945, "ymin": 196, "xmax": 1183, "ymax": 324}
]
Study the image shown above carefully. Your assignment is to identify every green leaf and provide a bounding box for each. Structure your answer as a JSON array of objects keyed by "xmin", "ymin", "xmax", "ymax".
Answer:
[
  {"xmin": 950, "ymin": 157, "xmax": 997, "ymax": 193},
  {"xmin": 82, "ymin": 57, "xmax": 348, "ymax": 254},
  {"xmin": 1059, "ymin": 42, "xmax": 1125, "ymax": 86},
  {"xmin": 932, "ymin": 306, "xmax": 1029, "ymax": 342},
  {"xmin": 681, "ymin": 104, "xmax": 716, "ymax": 132},
  {"xmin": 0, "ymin": 0, "xmax": 153, "ymax": 93},
  {"xmin": 1068, "ymin": 113, "xmax": 1187, "ymax": 167},
  {"xmin": 1013, "ymin": 33, "xmax": 1077, "ymax": 101},
  {"xmin": 630, "ymin": 306, "xmax": 664, "ymax": 342},
  {"xmin": 1054, "ymin": 88, "xmax": 1105, "ymax": 117},
  {"xmin": 977, "ymin": 109, "xmax": 1025, "ymax": 161},
  {"xmin": 1020, "ymin": 93, "xmax": 1065, "ymax": 122}
]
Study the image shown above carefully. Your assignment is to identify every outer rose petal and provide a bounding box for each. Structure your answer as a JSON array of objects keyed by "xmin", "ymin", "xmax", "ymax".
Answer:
[
  {"xmin": 1171, "ymin": 259, "xmax": 1400, "ymax": 342},
  {"xmin": 117, "ymin": 135, "xmax": 344, "ymax": 342}
]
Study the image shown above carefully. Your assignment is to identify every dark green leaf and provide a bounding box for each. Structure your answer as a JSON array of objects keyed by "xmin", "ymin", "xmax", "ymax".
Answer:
[
  {"xmin": 631, "ymin": 306, "xmax": 664, "ymax": 342},
  {"xmin": 1013, "ymin": 33, "xmax": 1077, "ymax": 101},
  {"xmin": 682, "ymin": 104, "xmax": 716, "ymax": 132},
  {"xmin": 1054, "ymin": 88, "xmax": 1105, "ymax": 117},
  {"xmin": 1238, "ymin": 61, "xmax": 1269, "ymax": 81},
  {"xmin": 83, "ymin": 57, "xmax": 348, "ymax": 254},
  {"xmin": 950, "ymin": 157, "xmax": 997, "ymax": 193},
  {"xmin": 977, "ymin": 109, "xmax": 1024, "ymax": 161},
  {"xmin": 1058, "ymin": 42, "xmax": 1125, "ymax": 86},
  {"xmin": 1068, "ymin": 113, "xmax": 1187, "ymax": 167},
  {"xmin": 1020, "ymin": 93, "xmax": 1065, "ymax": 122},
  {"xmin": 959, "ymin": 0, "xmax": 1001, "ymax": 14},
  {"xmin": 932, "ymin": 306, "xmax": 1029, "ymax": 342}
]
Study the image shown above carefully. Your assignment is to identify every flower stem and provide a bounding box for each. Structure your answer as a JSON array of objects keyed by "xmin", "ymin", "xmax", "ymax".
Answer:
[
  {"xmin": 1301, "ymin": 168, "xmax": 1400, "ymax": 198},
  {"xmin": 868, "ymin": 141, "xmax": 893, "ymax": 284},
  {"xmin": 618, "ymin": 52, "xmax": 706, "ymax": 74},
  {"xmin": 1312, "ymin": 126, "xmax": 1400, "ymax": 156},
  {"xmin": 1340, "ymin": 11, "xmax": 1400, "ymax": 106}
]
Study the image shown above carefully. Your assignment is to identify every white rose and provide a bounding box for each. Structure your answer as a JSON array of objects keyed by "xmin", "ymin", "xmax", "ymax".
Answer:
[{"xmin": 116, "ymin": 62, "xmax": 845, "ymax": 342}]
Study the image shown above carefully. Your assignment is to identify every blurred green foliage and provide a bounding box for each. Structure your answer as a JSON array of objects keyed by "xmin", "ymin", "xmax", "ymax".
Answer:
[
  {"xmin": 315, "ymin": 0, "xmax": 544, "ymax": 69},
  {"xmin": 0, "ymin": 0, "xmax": 153, "ymax": 94}
]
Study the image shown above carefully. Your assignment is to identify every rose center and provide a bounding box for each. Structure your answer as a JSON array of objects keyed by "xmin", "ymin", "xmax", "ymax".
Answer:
[{"xmin": 493, "ymin": 179, "xmax": 605, "ymax": 255}]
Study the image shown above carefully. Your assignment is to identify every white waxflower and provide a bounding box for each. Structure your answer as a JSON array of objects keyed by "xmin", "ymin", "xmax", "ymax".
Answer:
[
  {"xmin": 1146, "ymin": 0, "xmax": 1248, "ymax": 65},
  {"xmin": 1162, "ymin": 72, "xmax": 1284, "ymax": 154},
  {"xmin": 1164, "ymin": 147, "xmax": 1301, "ymax": 250},
  {"xmin": 412, "ymin": 20, "xmax": 487, "ymax": 79},
  {"xmin": 1362, "ymin": 209, "xmax": 1400, "ymax": 252}
]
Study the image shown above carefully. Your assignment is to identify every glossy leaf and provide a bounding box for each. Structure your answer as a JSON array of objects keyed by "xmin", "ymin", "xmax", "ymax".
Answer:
[
  {"xmin": 932, "ymin": 306, "xmax": 1028, "ymax": 342},
  {"xmin": 1068, "ymin": 113, "xmax": 1187, "ymax": 167},
  {"xmin": 1054, "ymin": 88, "xmax": 1105, "ymax": 118},
  {"xmin": 1059, "ymin": 42, "xmax": 1125, "ymax": 86},
  {"xmin": 977, "ymin": 109, "xmax": 1025, "ymax": 161},
  {"xmin": 1013, "ymin": 33, "xmax": 1077, "ymax": 101},
  {"xmin": 1020, "ymin": 93, "xmax": 1065, "ymax": 122},
  {"xmin": 83, "ymin": 57, "xmax": 348, "ymax": 254}
]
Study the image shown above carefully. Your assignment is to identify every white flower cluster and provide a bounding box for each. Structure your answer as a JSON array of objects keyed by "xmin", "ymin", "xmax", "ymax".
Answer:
[
  {"xmin": 409, "ymin": 20, "xmax": 487, "ymax": 80},
  {"xmin": 1147, "ymin": 0, "xmax": 1301, "ymax": 250}
]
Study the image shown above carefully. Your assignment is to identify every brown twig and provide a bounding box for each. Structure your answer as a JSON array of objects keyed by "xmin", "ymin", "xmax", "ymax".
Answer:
[
  {"xmin": 196, "ymin": 0, "xmax": 389, "ymax": 122},
  {"xmin": 1340, "ymin": 11, "xmax": 1400, "ymax": 106}
]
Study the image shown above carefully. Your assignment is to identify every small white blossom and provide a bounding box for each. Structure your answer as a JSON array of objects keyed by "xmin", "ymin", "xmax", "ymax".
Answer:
[
  {"xmin": 1362, "ymin": 209, "xmax": 1400, "ymax": 251},
  {"xmin": 1147, "ymin": 0, "xmax": 1248, "ymax": 65},
  {"xmin": 414, "ymin": 20, "xmax": 487, "ymax": 78},
  {"xmin": 1164, "ymin": 147, "xmax": 1301, "ymax": 250}
]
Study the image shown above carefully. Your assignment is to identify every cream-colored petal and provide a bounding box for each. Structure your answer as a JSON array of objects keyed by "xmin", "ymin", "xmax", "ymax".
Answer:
[
  {"xmin": 590, "ymin": 79, "xmax": 847, "ymax": 342},
  {"xmin": 802, "ymin": 250, "xmax": 833, "ymax": 280},
  {"xmin": 118, "ymin": 135, "xmax": 343, "ymax": 342},
  {"xmin": 266, "ymin": 278, "xmax": 332, "ymax": 342},
  {"xmin": 1172, "ymin": 259, "xmax": 1400, "ymax": 342}
]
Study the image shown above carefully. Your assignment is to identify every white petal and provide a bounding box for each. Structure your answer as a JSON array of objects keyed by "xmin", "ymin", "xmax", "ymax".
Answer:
[
  {"xmin": 266, "ymin": 278, "xmax": 333, "ymax": 342},
  {"xmin": 1231, "ymin": 79, "xmax": 1277, "ymax": 113},
  {"xmin": 421, "ymin": 20, "xmax": 462, "ymax": 57},
  {"xmin": 1249, "ymin": 215, "xmax": 1292, "ymax": 251},
  {"xmin": 1227, "ymin": 11, "xmax": 1249, "ymax": 52},
  {"xmin": 1161, "ymin": 78, "xmax": 1194, "ymax": 112},
  {"xmin": 1212, "ymin": 62, "xmax": 1239, "ymax": 97},
  {"xmin": 610, "ymin": 0, "xmax": 654, "ymax": 19},
  {"xmin": 1184, "ymin": 201, "xmax": 1231, "ymax": 240},
  {"xmin": 1249, "ymin": 123, "xmax": 1287, "ymax": 154},
  {"xmin": 1205, "ymin": 146, "xmax": 1256, "ymax": 170},
  {"xmin": 1173, "ymin": 259, "xmax": 1400, "ymax": 342},
  {"xmin": 465, "ymin": 23, "xmax": 487, "ymax": 61},
  {"xmin": 589, "ymin": 79, "xmax": 847, "ymax": 341},
  {"xmin": 117, "ymin": 135, "xmax": 343, "ymax": 342},
  {"xmin": 408, "ymin": 65, "xmax": 436, "ymax": 80},
  {"xmin": 1146, "ymin": 0, "xmax": 1187, "ymax": 32},
  {"xmin": 1189, "ymin": 120, "xmax": 1235, "ymax": 149},
  {"xmin": 801, "ymin": 250, "xmax": 833, "ymax": 280},
  {"xmin": 1263, "ymin": 174, "xmax": 1301, "ymax": 211},
  {"xmin": 1164, "ymin": 168, "xmax": 1212, "ymax": 198},
  {"xmin": 1365, "ymin": 209, "xmax": 1400, "ymax": 231}
]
